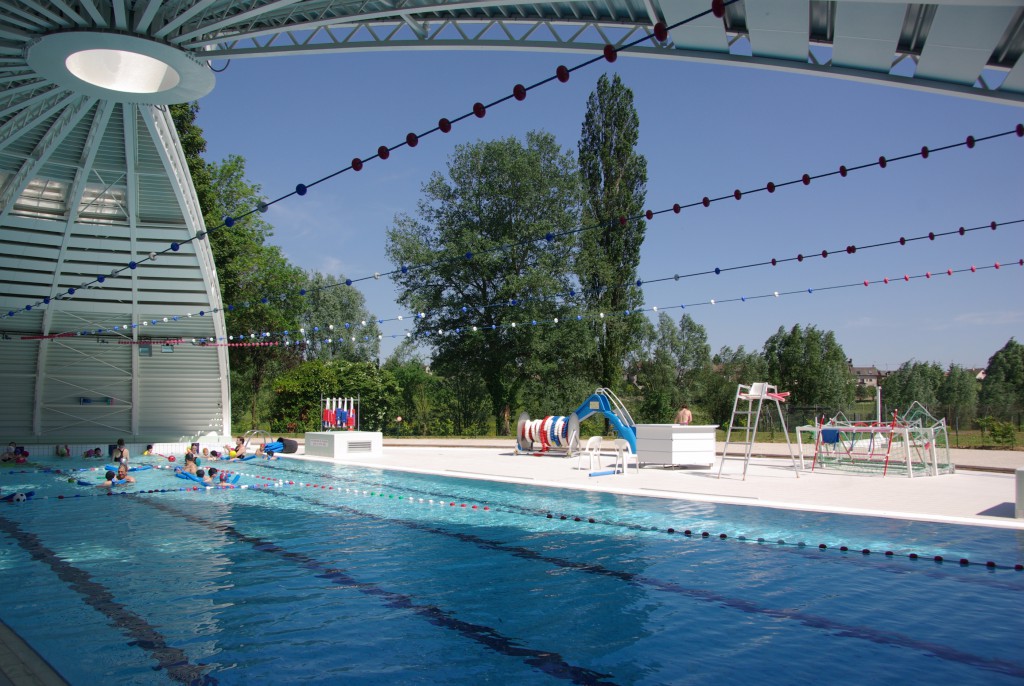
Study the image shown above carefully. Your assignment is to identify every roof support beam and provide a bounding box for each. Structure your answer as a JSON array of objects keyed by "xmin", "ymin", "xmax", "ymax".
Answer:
[
  {"xmin": 31, "ymin": 99, "xmax": 111, "ymax": 436},
  {"xmin": 0, "ymin": 94, "xmax": 93, "ymax": 226},
  {"xmin": 124, "ymin": 103, "xmax": 140, "ymax": 438}
]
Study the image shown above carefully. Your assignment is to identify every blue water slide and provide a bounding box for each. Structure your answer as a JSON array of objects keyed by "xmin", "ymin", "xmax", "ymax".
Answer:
[{"xmin": 573, "ymin": 391, "xmax": 637, "ymax": 453}]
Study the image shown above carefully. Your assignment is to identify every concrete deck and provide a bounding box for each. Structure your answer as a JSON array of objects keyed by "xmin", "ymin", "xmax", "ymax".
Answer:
[{"xmin": 295, "ymin": 438, "xmax": 1024, "ymax": 530}]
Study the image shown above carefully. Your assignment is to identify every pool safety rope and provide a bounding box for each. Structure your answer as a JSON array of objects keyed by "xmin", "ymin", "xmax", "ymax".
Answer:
[{"xmin": 6, "ymin": 466, "xmax": 1022, "ymax": 573}]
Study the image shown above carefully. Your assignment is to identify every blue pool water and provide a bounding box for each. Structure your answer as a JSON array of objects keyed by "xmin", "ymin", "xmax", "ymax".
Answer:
[{"xmin": 1, "ymin": 455, "xmax": 1023, "ymax": 685}]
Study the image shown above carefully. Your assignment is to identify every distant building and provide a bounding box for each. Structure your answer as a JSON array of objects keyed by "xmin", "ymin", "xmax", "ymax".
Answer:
[{"xmin": 850, "ymin": 365, "xmax": 882, "ymax": 387}]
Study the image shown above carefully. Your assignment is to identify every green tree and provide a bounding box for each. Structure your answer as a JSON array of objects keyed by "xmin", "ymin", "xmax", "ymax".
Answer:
[
  {"xmin": 575, "ymin": 73, "xmax": 648, "ymax": 392},
  {"xmin": 762, "ymin": 324, "xmax": 854, "ymax": 409},
  {"xmin": 881, "ymin": 360, "xmax": 944, "ymax": 416},
  {"xmin": 169, "ymin": 102, "xmax": 214, "ymax": 213},
  {"xmin": 386, "ymin": 131, "xmax": 581, "ymax": 434},
  {"xmin": 634, "ymin": 313, "xmax": 682, "ymax": 422},
  {"xmin": 204, "ymin": 156, "xmax": 306, "ymax": 428},
  {"xmin": 704, "ymin": 346, "xmax": 767, "ymax": 426},
  {"xmin": 300, "ymin": 271, "xmax": 380, "ymax": 363},
  {"xmin": 272, "ymin": 359, "xmax": 398, "ymax": 432},
  {"xmin": 938, "ymin": 363, "xmax": 979, "ymax": 428},
  {"xmin": 979, "ymin": 338, "xmax": 1024, "ymax": 421}
]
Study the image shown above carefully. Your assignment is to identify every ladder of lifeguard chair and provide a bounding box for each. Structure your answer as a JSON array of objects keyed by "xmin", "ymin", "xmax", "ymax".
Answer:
[{"xmin": 717, "ymin": 383, "xmax": 800, "ymax": 480}]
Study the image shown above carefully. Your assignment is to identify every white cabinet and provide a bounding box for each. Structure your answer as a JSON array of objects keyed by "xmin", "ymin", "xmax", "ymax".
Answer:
[{"xmin": 634, "ymin": 424, "xmax": 718, "ymax": 468}]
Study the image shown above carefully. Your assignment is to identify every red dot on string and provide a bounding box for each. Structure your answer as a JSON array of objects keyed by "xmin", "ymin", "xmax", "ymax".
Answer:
[
  {"xmin": 672, "ymin": 203, "xmax": 681, "ymax": 214},
  {"xmin": 513, "ymin": 84, "xmax": 527, "ymax": 101},
  {"xmin": 352, "ymin": 158, "xmax": 363, "ymax": 172},
  {"xmin": 846, "ymin": 245, "xmax": 856, "ymax": 254},
  {"xmin": 839, "ymin": 165, "xmax": 847, "ymax": 177},
  {"xmin": 406, "ymin": 132, "xmax": 418, "ymax": 148},
  {"xmin": 966, "ymin": 135, "xmax": 975, "ymax": 148},
  {"xmin": 863, "ymin": 280, "xmax": 869, "ymax": 287},
  {"xmin": 702, "ymin": 197, "xmax": 710, "ymax": 207},
  {"xmin": 802, "ymin": 174, "xmax": 811, "ymax": 185},
  {"xmin": 971, "ymin": 265, "xmax": 977, "ymax": 272},
  {"xmin": 899, "ymin": 237, "xmax": 906, "ymax": 246},
  {"xmin": 378, "ymin": 146, "xmax": 390, "ymax": 160},
  {"xmin": 473, "ymin": 102, "xmax": 486, "ymax": 118},
  {"xmin": 556, "ymin": 65, "xmax": 570, "ymax": 83},
  {"xmin": 645, "ymin": 209, "xmax": 653, "ymax": 220},
  {"xmin": 878, "ymin": 156, "xmax": 887, "ymax": 168},
  {"xmin": 884, "ymin": 277, "xmax": 889, "ymax": 284},
  {"xmin": 619, "ymin": 216, "xmax": 627, "ymax": 226},
  {"xmin": 797, "ymin": 254, "xmax": 804, "ymax": 262},
  {"xmin": 654, "ymin": 22, "xmax": 668, "ymax": 42},
  {"xmin": 1019, "ymin": 259, "xmax": 1023, "ymax": 266},
  {"xmin": 958, "ymin": 226, "xmax": 965, "ymax": 235},
  {"xmin": 771, "ymin": 258, "xmax": 777, "ymax": 266},
  {"xmin": 947, "ymin": 269, "xmax": 953, "ymax": 276},
  {"xmin": 821, "ymin": 250, "xmax": 828, "ymax": 258},
  {"xmin": 928, "ymin": 231, "xmax": 935, "ymax": 240},
  {"xmin": 603, "ymin": 44, "xmax": 618, "ymax": 62},
  {"xmin": 995, "ymin": 262, "xmax": 1001, "ymax": 269},
  {"xmin": 711, "ymin": 0, "xmax": 725, "ymax": 18},
  {"xmin": 921, "ymin": 146, "xmax": 929, "ymax": 158},
  {"xmin": 926, "ymin": 272, "xmax": 931, "ymax": 279},
  {"xmin": 904, "ymin": 274, "xmax": 910, "ymax": 281},
  {"xmin": 991, "ymin": 221, "xmax": 998, "ymax": 230},
  {"xmin": 439, "ymin": 118, "xmax": 452, "ymax": 133},
  {"xmin": 1016, "ymin": 124, "xmax": 1024, "ymax": 137},
  {"xmin": 734, "ymin": 189, "xmax": 742, "ymax": 200},
  {"xmin": 766, "ymin": 182, "xmax": 775, "ymax": 193}
]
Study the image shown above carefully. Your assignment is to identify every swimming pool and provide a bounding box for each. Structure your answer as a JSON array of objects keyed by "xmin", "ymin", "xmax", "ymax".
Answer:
[{"xmin": 2, "ymin": 455, "xmax": 1023, "ymax": 684}]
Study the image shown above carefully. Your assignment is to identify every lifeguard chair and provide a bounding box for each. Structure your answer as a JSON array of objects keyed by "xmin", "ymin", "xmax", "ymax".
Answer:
[{"xmin": 717, "ymin": 382, "xmax": 799, "ymax": 480}]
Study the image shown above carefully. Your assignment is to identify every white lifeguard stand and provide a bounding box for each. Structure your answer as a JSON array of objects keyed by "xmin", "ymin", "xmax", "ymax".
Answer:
[{"xmin": 717, "ymin": 382, "xmax": 799, "ymax": 480}]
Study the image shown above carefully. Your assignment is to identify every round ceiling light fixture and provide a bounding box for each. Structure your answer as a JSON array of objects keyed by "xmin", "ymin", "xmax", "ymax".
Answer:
[{"xmin": 26, "ymin": 32, "xmax": 214, "ymax": 104}]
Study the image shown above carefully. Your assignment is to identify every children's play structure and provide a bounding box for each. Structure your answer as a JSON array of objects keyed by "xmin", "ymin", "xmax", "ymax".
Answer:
[
  {"xmin": 515, "ymin": 388, "xmax": 636, "ymax": 457},
  {"xmin": 796, "ymin": 401, "xmax": 953, "ymax": 477}
]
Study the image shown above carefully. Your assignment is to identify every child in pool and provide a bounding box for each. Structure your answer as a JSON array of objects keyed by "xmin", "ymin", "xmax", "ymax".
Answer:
[
  {"xmin": 97, "ymin": 470, "xmax": 116, "ymax": 489},
  {"xmin": 196, "ymin": 468, "xmax": 210, "ymax": 484}
]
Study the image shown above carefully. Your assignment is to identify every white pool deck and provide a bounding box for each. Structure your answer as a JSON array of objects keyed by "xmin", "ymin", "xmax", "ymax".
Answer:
[{"xmin": 293, "ymin": 438, "xmax": 1024, "ymax": 530}]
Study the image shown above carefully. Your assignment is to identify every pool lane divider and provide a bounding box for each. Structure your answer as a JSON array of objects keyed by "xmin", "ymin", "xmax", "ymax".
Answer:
[
  {"xmin": 133, "ymin": 497, "xmax": 619, "ymax": 686},
  {"xmin": 6, "ymin": 467, "xmax": 1023, "ymax": 573},
  {"xmin": 242, "ymin": 485, "xmax": 1024, "ymax": 679},
  {"xmin": 0, "ymin": 513, "xmax": 215, "ymax": 685}
]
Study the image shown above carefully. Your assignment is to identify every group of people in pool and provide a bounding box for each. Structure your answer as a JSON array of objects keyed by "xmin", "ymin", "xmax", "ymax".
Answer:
[{"xmin": 3, "ymin": 442, "xmax": 29, "ymax": 463}]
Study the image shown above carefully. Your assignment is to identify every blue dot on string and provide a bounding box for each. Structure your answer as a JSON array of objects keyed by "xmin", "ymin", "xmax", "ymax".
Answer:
[
  {"xmin": 465, "ymin": 251, "xmax": 473, "ymax": 260},
  {"xmin": 129, "ymin": 261, "xmax": 137, "ymax": 269},
  {"xmin": 68, "ymin": 287, "xmax": 75, "ymax": 295},
  {"xmin": 715, "ymin": 267, "xmax": 721, "ymax": 275},
  {"xmin": 545, "ymin": 232, "xmax": 554, "ymax": 242},
  {"xmin": 228, "ymin": 305, "xmax": 234, "ymax": 311},
  {"xmin": 299, "ymin": 289, "xmax": 306, "ymax": 296},
  {"xmin": 261, "ymin": 297, "xmax": 268, "ymax": 304},
  {"xmin": 401, "ymin": 265, "xmax": 408, "ymax": 274},
  {"xmin": 171, "ymin": 242, "xmax": 179, "ymax": 251},
  {"xmin": 808, "ymin": 288, "xmax": 814, "ymax": 294},
  {"xmin": 224, "ymin": 216, "xmax": 235, "ymax": 227},
  {"xmin": 25, "ymin": 305, "xmax": 31, "ymax": 311},
  {"xmin": 345, "ymin": 279, "xmax": 352, "ymax": 286},
  {"xmin": 680, "ymin": 304, "xmax": 685, "ymax": 309},
  {"xmin": 199, "ymin": 311, "xmax": 205, "ymax": 316},
  {"xmin": 531, "ymin": 320, "xmax": 537, "ymax": 326},
  {"xmin": 636, "ymin": 279, "xmax": 642, "ymax": 287},
  {"xmin": 313, "ymin": 326, "xmax": 319, "ymax": 332},
  {"xmin": 577, "ymin": 315, "xmax": 582, "ymax": 320},
  {"xmin": 296, "ymin": 184, "xmax": 307, "ymax": 196},
  {"xmin": 257, "ymin": 202, "xmax": 268, "ymax": 213},
  {"xmin": 8, "ymin": 311, "xmax": 13, "ymax": 317},
  {"xmin": 344, "ymin": 322, "xmax": 350, "ymax": 329},
  {"xmin": 97, "ymin": 275, "xmax": 105, "ymax": 283},
  {"xmin": 741, "ymin": 297, "xmax": 746, "ymax": 302},
  {"xmin": 43, "ymin": 297, "xmax": 49, "ymax": 304},
  {"xmin": 172, "ymin": 316, "xmax": 179, "ymax": 321}
]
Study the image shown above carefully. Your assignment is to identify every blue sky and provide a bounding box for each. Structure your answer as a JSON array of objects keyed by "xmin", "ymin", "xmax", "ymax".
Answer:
[{"xmin": 196, "ymin": 49, "xmax": 1023, "ymax": 370}]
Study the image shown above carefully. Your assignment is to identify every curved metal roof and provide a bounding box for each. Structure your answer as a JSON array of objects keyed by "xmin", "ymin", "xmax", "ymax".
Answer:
[{"xmin": 0, "ymin": 0, "xmax": 1021, "ymax": 441}]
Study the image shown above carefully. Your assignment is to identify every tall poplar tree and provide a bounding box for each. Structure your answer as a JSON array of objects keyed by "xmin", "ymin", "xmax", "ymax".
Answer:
[{"xmin": 575, "ymin": 73, "xmax": 648, "ymax": 391}]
